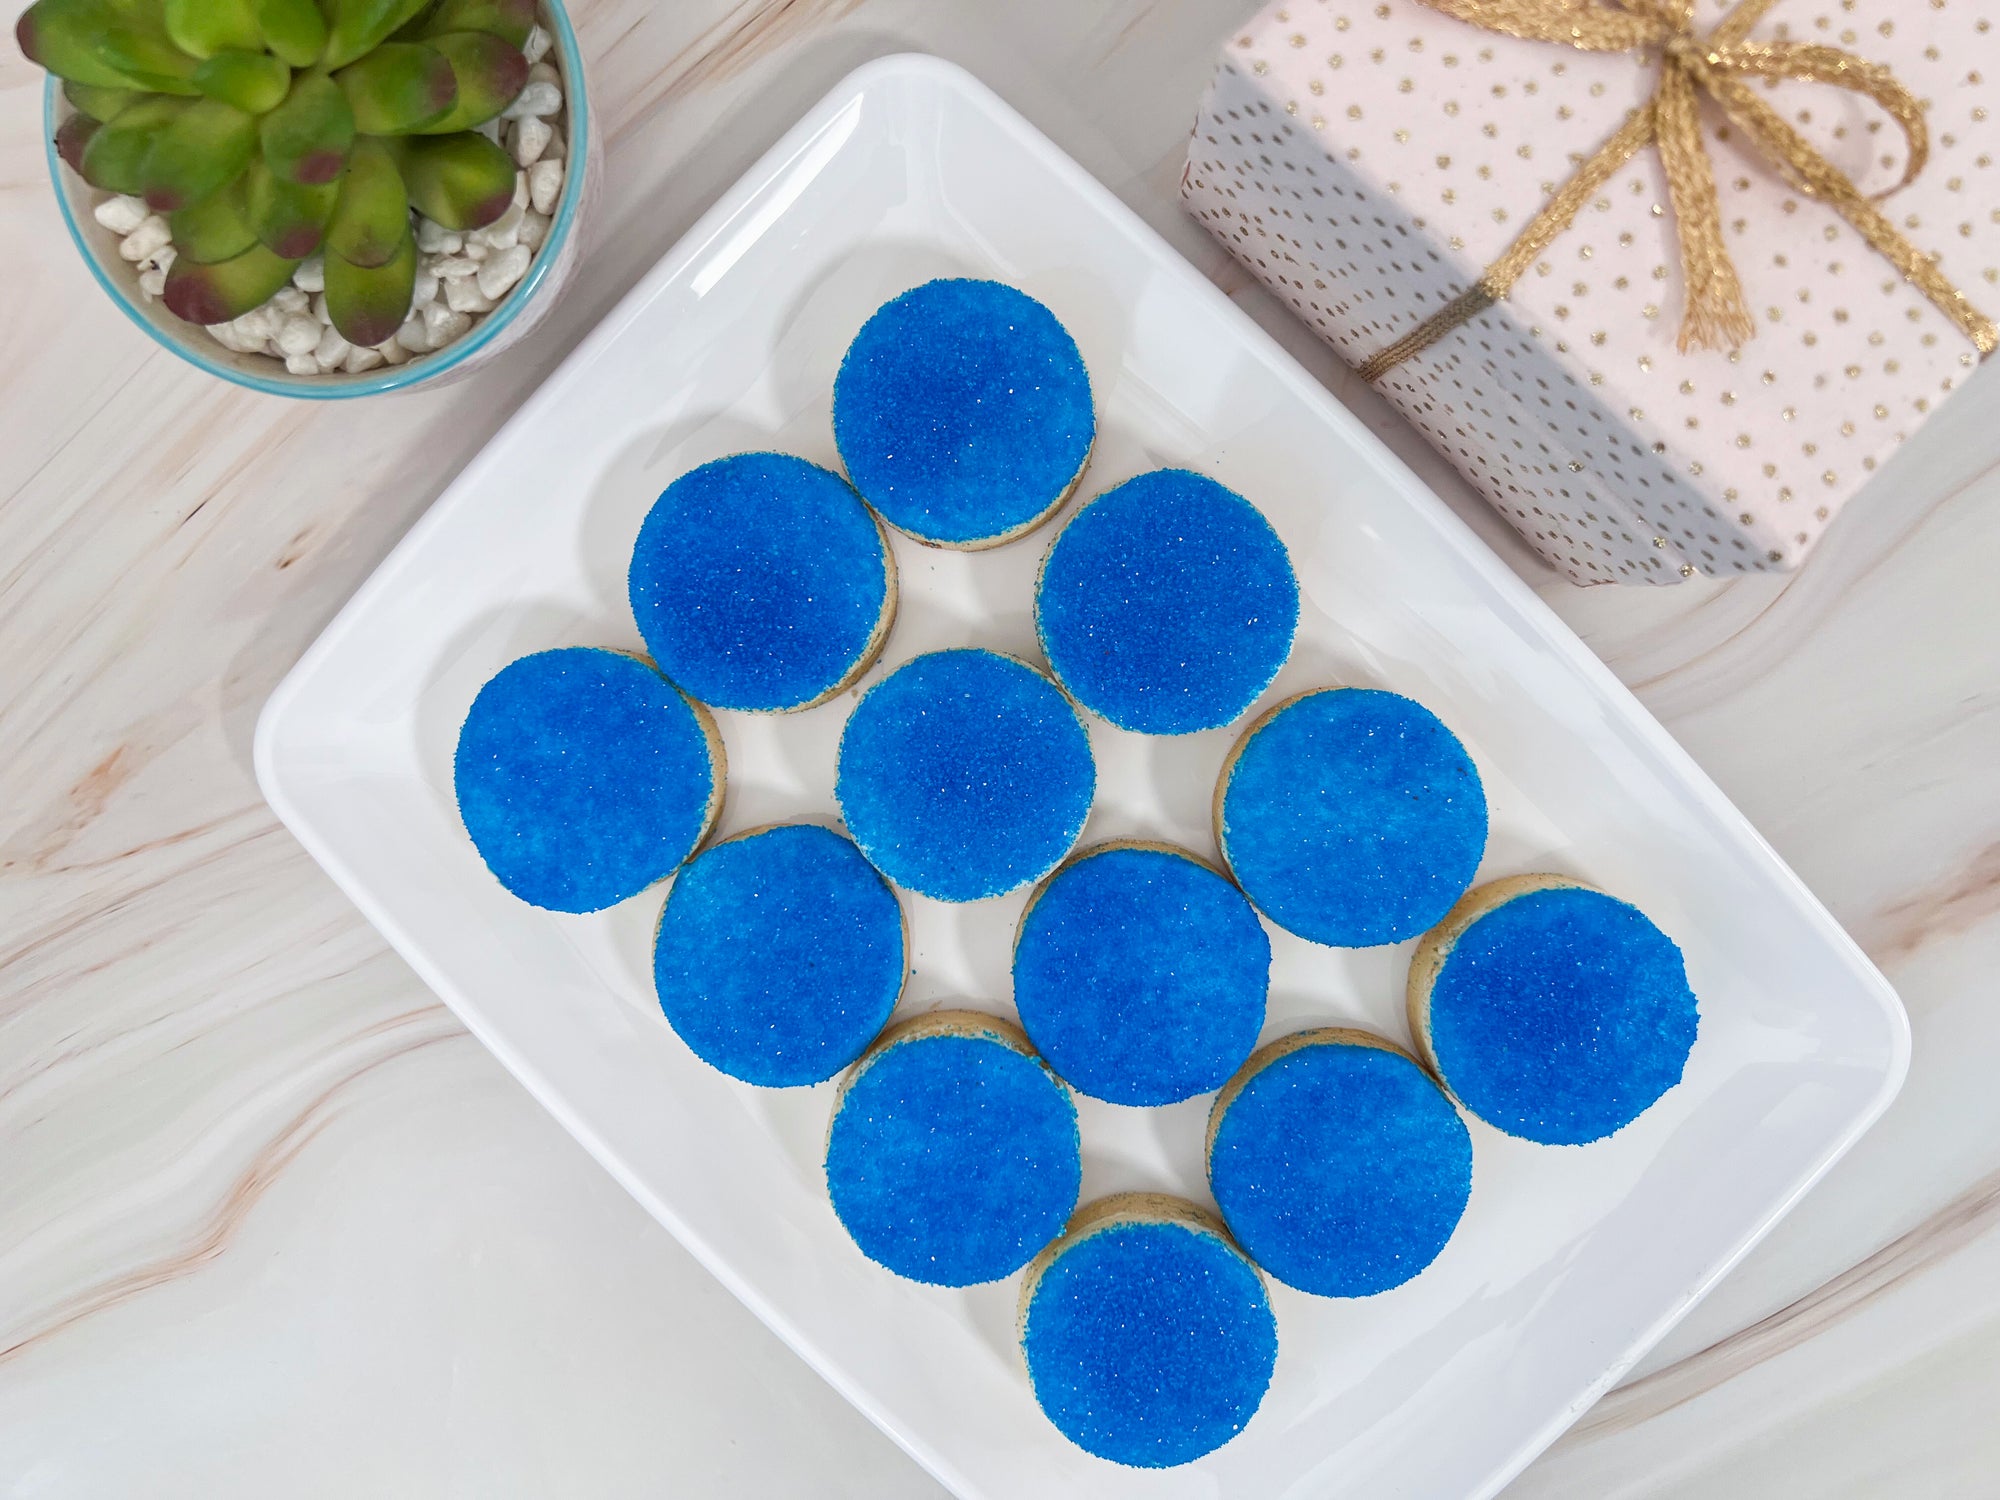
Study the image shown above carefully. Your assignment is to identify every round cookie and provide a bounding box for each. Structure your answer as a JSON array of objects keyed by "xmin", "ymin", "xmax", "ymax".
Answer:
[
  {"xmin": 832, "ymin": 279, "xmax": 1095, "ymax": 549},
  {"xmin": 835, "ymin": 648, "xmax": 1095, "ymax": 902},
  {"xmin": 654, "ymin": 823, "xmax": 906, "ymax": 1087},
  {"xmin": 1018, "ymin": 1193, "xmax": 1277, "ymax": 1469},
  {"xmin": 825, "ymin": 1011, "xmax": 1082, "ymax": 1286},
  {"xmin": 628, "ymin": 453, "xmax": 897, "ymax": 713},
  {"xmin": 1012, "ymin": 842, "xmax": 1270, "ymax": 1106},
  {"xmin": 1408, "ymin": 875, "xmax": 1699, "ymax": 1146},
  {"xmin": 1215, "ymin": 687, "xmax": 1486, "ymax": 947},
  {"xmin": 1206, "ymin": 1029, "xmax": 1472, "ymax": 1298},
  {"xmin": 454, "ymin": 647, "xmax": 724, "ymax": 913},
  {"xmin": 1036, "ymin": 469, "xmax": 1299, "ymax": 735}
]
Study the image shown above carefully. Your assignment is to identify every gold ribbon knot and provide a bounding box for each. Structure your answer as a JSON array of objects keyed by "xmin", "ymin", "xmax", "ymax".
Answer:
[{"xmin": 1356, "ymin": 0, "xmax": 1997, "ymax": 382}]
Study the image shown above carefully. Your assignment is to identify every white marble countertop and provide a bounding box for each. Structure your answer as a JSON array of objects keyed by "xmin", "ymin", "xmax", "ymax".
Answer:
[{"xmin": 5, "ymin": 2, "xmax": 1999, "ymax": 1495}]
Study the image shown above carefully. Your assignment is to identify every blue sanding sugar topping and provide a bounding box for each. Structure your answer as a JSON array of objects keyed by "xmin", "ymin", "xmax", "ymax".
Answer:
[
  {"xmin": 825, "ymin": 1029, "xmax": 1081, "ymax": 1285},
  {"xmin": 1208, "ymin": 1040, "xmax": 1472, "ymax": 1297},
  {"xmin": 1022, "ymin": 1218, "xmax": 1278, "ymax": 1468},
  {"xmin": 653, "ymin": 824, "xmax": 905, "ymax": 1088},
  {"xmin": 1427, "ymin": 886, "xmax": 1699, "ymax": 1145},
  {"xmin": 832, "ymin": 279, "xmax": 1095, "ymax": 546},
  {"xmin": 628, "ymin": 453, "xmax": 891, "ymax": 713},
  {"xmin": 453, "ymin": 647, "xmax": 717, "ymax": 913},
  {"xmin": 1013, "ymin": 846, "xmax": 1270, "ymax": 1105},
  {"xmin": 1036, "ymin": 469, "xmax": 1299, "ymax": 735},
  {"xmin": 1220, "ymin": 688, "xmax": 1487, "ymax": 947},
  {"xmin": 835, "ymin": 649, "xmax": 1095, "ymax": 902}
]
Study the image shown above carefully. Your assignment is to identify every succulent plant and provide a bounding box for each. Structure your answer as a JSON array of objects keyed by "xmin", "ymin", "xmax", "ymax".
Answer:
[{"xmin": 21, "ymin": 0, "xmax": 536, "ymax": 347}]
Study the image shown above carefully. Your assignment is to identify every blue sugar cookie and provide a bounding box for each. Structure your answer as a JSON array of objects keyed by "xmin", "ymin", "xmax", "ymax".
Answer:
[
  {"xmin": 628, "ymin": 453, "xmax": 896, "ymax": 713},
  {"xmin": 1019, "ymin": 1194, "xmax": 1277, "ymax": 1469},
  {"xmin": 835, "ymin": 649, "xmax": 1095, "ymax": 902},
  {"xmin": 454, "ymin": 647, "xmax": 723, "ymax": 913},
  {"xmin": 825, "ymin": 1012, "xmax": 1082, "ymax": 1286},
  {"xmin": 654, "ymin": 823, "xmax": 905, "ymax": 1087},
  {"xmin": 832, "ymin": 279, "xmax": 1095, "ymax": 548},
  {"xmin": 1216, "ymin": 687, "xmax": 1487, "ymax": 947},
  {"xmin": 1207, "ymin": 1030, "xmax": 1472, "ymax": 1298},
  {"xmin": 1013, "ymin": 843, "xmax": 1270, "ymax": 1106},
  {"xmin": 1409, "ymin": 875, "xmax": 1699, "ymax": 1146},
  {"xmin": 1036, "ymin": 469, "xmax": 1299, "ymax": 735}
]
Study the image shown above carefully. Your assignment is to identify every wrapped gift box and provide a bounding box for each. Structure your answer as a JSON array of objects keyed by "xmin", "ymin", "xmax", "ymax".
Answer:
[{"xmin": 1183, "ymin": 0, "xmax": 1997, "ymax": 583}]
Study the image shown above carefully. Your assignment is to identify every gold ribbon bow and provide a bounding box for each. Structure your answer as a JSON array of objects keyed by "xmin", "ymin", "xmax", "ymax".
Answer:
[{"xmin": 1357, "ymin": 0, "xmax": 1997, "ymax": 382}]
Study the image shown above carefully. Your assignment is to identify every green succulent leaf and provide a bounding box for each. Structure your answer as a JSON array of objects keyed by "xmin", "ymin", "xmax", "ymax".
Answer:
[
  {"xmin": 416, "ymin": 0, "xmax": 530, "ymax": 48},
  {"xmin": 388, "ymin": 0, "xmax": 438, "ymax": 39},
  {"xmin": 63, "ymin": 80, "xmax": 148, "ymax": 121},
  {"xmin": 163, "ymin": 0, "xmax": 262, "ymax": 58},
  {"xmin": 321, "ymin": 0, "xmax": 431, "ymax": 68},
  {"xmin": 325, "ymin": 136, "xmax": 408, "ymax": 266},
  {"xmin": 254, "ymin": 0, "xmax": 327, "ymax": 68},
  {"xmin": 192, "ymin": 49, "xmax": 291, "ymax": 112},
  {"xmin": 259, "ymin": 73, "xmax": 354, "ymax": 183},
  {"xmin": 138, "ymin": 95, "xmax": 257, "ymax": 210},
  {"xmin": 324, "ymin": 226, "xmax": 414, "ymax": 345},
  {"xmin": 98, "ymin": 0, "xmax": 174, "ymax": 22},
  {"xmin": 170, "ymin": 173, "xmax": 260, "ymax": 262},
  {"xmin": 246, "ymin": 152, "xmax": 340, "ymax": 256},
  {"xmin": 409, "ymin": 31, "xmax": 524, "ymax": 134},
  {"xmin": 163, "ymin": 239, "xmax": 302, "ymax": 325},
  {"xmin": 54, "ymin": 111, "xmax": 99, "ymax": 173},
  {"xmin": 334, "ymin": 42, "xmax": 455, "ymax": 133},
  {"xmin": 77, "ymin": 94, "xmax": 184, "ymax": 193},
  {"xmin": 96, "ymin": 24, "xmax": 205, "ymax": 93},
  {"xmin": 393, "ymin": 129, "xmax": 512, "ymax": 230},
  {"xmin": 15, "ymin": 0, "xmax": 182, "ymax": 92}
]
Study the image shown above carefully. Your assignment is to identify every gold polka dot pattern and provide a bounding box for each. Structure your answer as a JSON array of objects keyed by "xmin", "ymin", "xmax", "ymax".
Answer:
[{"xmin": 1182, "ymin": 0, "xmax": 1996, "ymax": 583}]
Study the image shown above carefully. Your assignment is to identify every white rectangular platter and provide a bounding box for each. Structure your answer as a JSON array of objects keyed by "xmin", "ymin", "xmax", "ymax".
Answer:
[{"xmin": 255, "ymin": 53, "xmax": 1909, "ymax": 1500}]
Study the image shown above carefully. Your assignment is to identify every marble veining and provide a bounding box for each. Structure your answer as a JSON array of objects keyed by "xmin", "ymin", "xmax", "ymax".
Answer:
[{"xmin": 5, "ymin": 0, "xmax": 2000, "ymax": 1494}]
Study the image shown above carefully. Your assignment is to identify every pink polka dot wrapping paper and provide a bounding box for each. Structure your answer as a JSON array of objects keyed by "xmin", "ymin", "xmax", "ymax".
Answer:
[{"xmin": 1183, "ymin": 0, "xmax": 1998, "ymax": 583}]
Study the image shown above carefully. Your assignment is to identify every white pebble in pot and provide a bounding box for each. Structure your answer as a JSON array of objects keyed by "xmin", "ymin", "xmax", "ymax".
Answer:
[
  {"xmin": 502, "ymin": 80, "xmax": 561, "ymax": 119},
  {"xmin": 276, "ymin": 315, "xmax": 321, "ymax": 357},
  {"xmin": 511, "ymin": 115, "xmax": 551, "ymax": 167},
  {"xmin": 416, "ymin": 219, "xmax": 461, "ymax": 255},
  {"xmin": 313, "ymin": 326, "xmax": 350, "ymax": 367},
  {"xmin": 423, "ymin": 302, "xmax": 471, "ymax": 348},
  {"xmin": 93, "ymin": 195, "xmax": 149, "ymax": 235},
  {"xmin": 477, "ymin": 244, "xmax": 531, "ymax": 301},
  {"xmin": 445, "ymin": 277, "xmax": 495, "ymax": 314},
  {"xmin": 395, "ymin": 314, "xmax": 431, "ymax": 355},
  {"xmin": 119, "ymin": 216, "xmax": 170, "ymax": 262},
  {"xmin": 476, "ymin": 202, "xmax": 524, "ymax": 250},
  {"xmin": 528, "ymin": 159, "xmax": 563, "ymax": 215}
]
